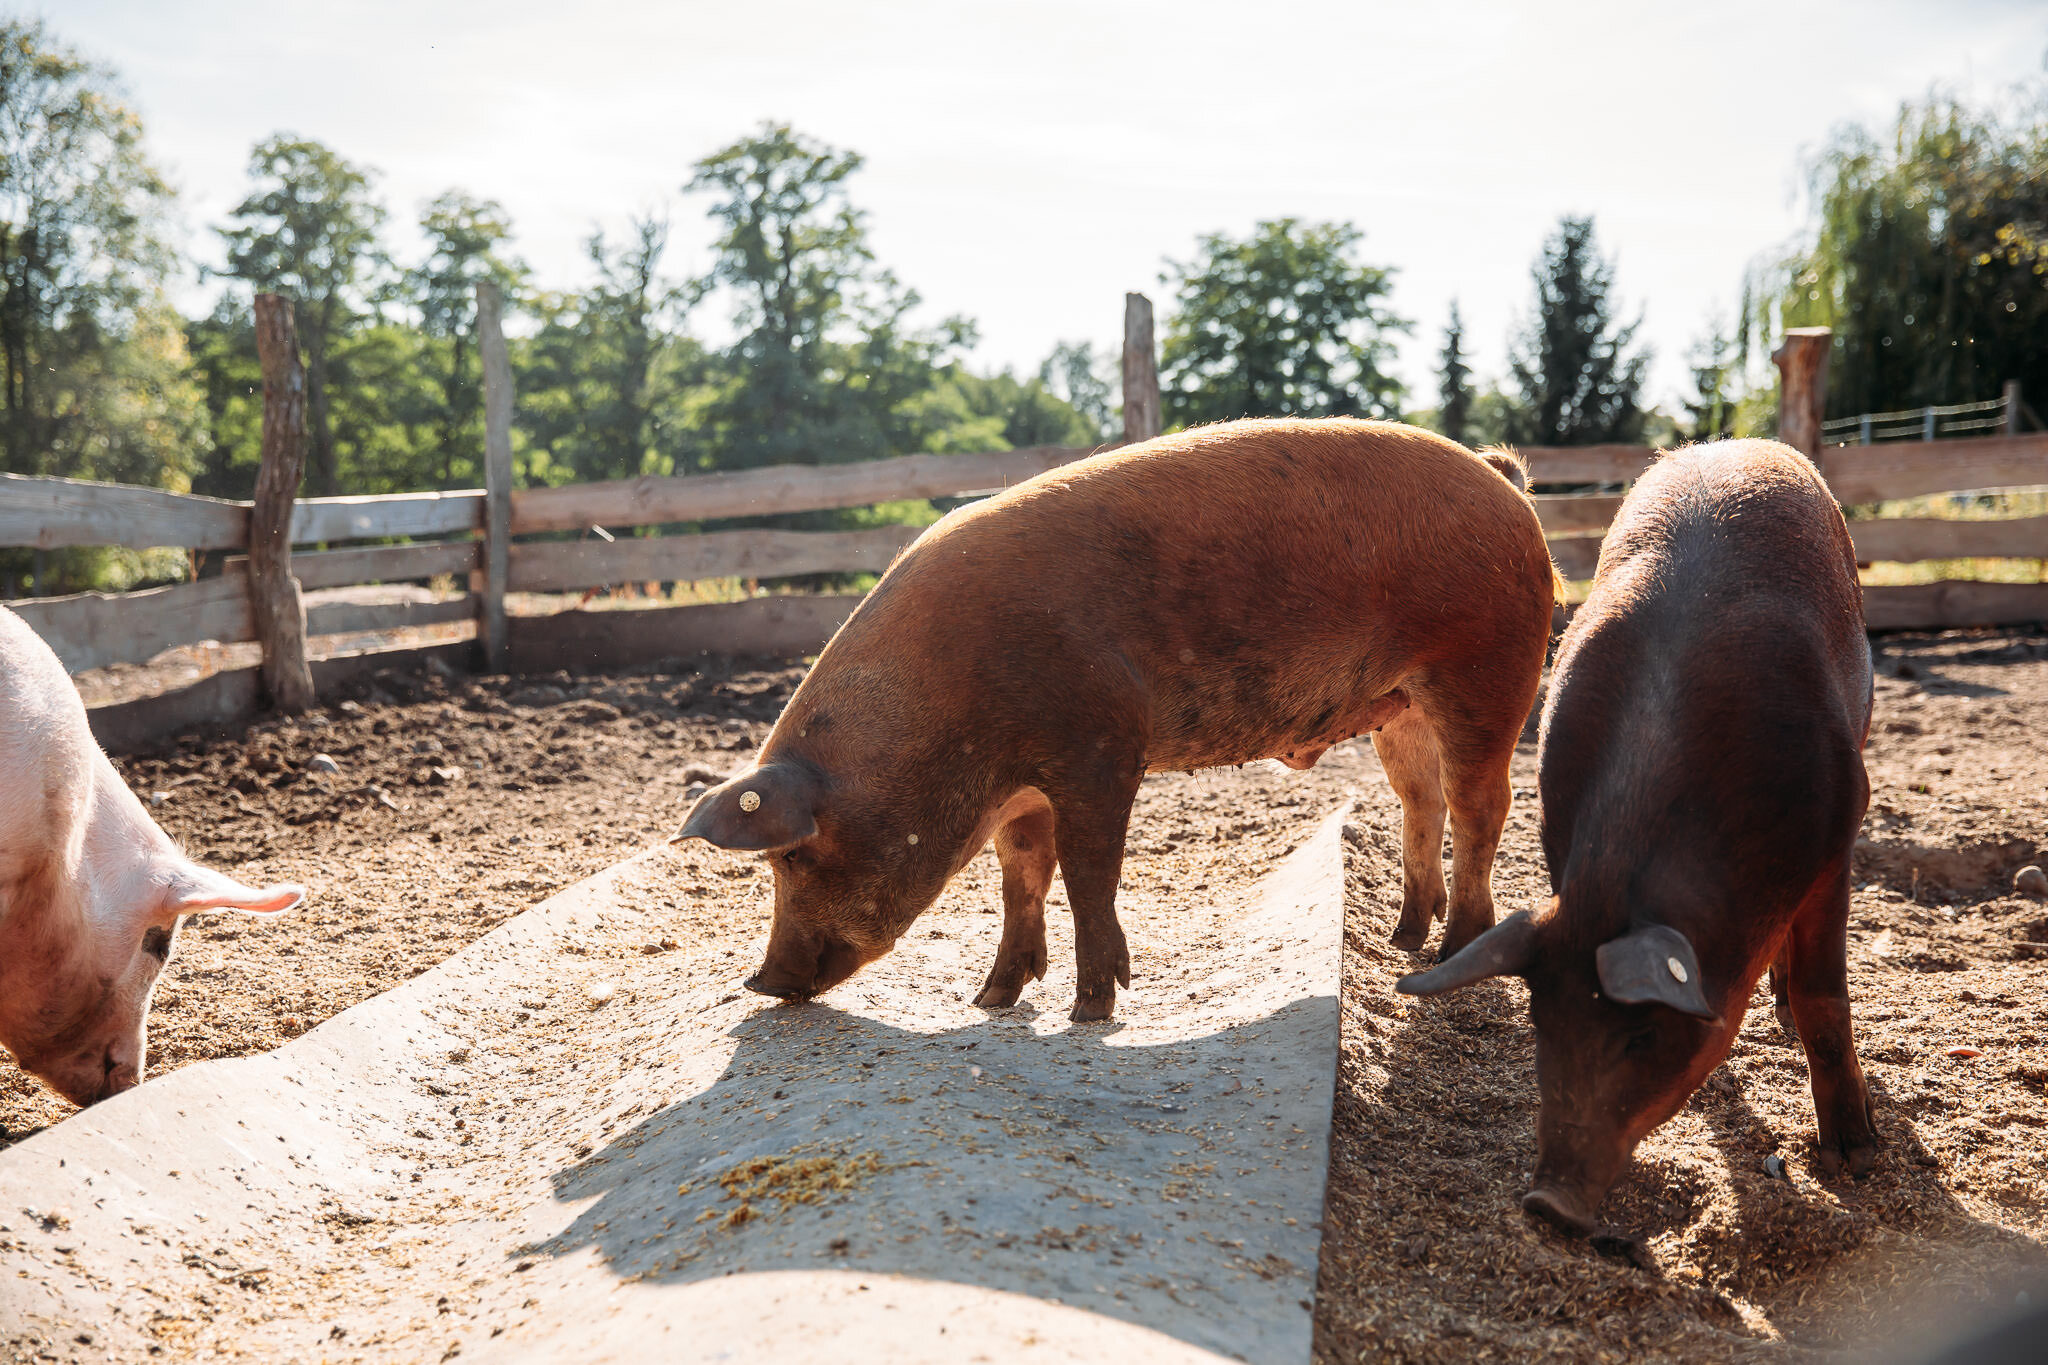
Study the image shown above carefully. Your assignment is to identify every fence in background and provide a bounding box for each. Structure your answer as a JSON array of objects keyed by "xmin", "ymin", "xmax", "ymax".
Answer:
[
  {"xmin": 1, "ymin": 294, "xmax": 2045, "ymax": 751},
  {"xmin": 1820, "ymin": 381, "xmax": 2036, "ymax": 448}
]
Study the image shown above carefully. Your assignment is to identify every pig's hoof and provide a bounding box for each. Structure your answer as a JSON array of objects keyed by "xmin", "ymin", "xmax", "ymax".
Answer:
[
  {"xmin": 1389, "ymin": 921, "xmax": 1430, "ymax": 953},
  {"xmin": 973, "ymin": 979, "xmax": 1025, "ymax": 1009},
  {"xmin": 1817, "ymin": 1134, "xmax": 1880, "ymax": 1180},
  {"xmin": 1436, "ymin": 928, "xmax": 1485, "ymax": 961},
  {"xmin": 1068, "ymin": 994, "xmax": 1116, "ymax": 1023},
  {"xmin": 1520, "ymin": 1184, "xmax": 1595, "ymax": 1236},
  {"xmin": 1774, "ymin": 1000, "xmax": 1799, "ymax": 1037}
]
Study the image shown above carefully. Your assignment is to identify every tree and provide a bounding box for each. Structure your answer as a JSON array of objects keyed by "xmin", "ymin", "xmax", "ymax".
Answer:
[
  {"xmin": 1506, "ymin": 216, "xmax": 1649, "ymax": 445},
  {"xmin": 518, "ymin": 215, "xmax": 696, "ymax": 485},
  {"xmin": 1038, "ymin": 340, "xmax": 1113, "ymax": 442},
  {"xmin": 1682, "ymin": 322, "xmax": 1739, "ymax": 443},
  {"xmin": 686, "ymin": 122, "xmax": 974, "ymax": 470},
  {"xmin": 1764, "ymin": 88, "xmax": 2048, "ymax": 418},
  {"xmin": 408, "ymin": 192, "xmax": 524, "ymax": 484},
  {"xmin": 0, "ymin": 20, "xmax": 200, "ymax": 488},
  {"xmin": 1159, "ymin": 218, "xmax": 1407, "ymax": 428},
  {"xmin": 1436, "ymin": 302, "xmax": 1474, "ymax": 445},
  {"xmin": 217, "ymin": 136, "xmax": 386, "ymax": 495}
]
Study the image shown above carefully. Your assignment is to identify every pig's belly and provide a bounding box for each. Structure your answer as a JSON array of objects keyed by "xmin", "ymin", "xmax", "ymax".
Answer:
[{"xmin": 1143, "ymin": 681, "xmax": 1410, "ymax": 774}]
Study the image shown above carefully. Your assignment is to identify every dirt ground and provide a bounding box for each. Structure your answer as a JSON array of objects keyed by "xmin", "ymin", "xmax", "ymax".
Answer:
[{"xmin": 3, "ymin": 629, "xmax": 2045, "ymax": 1362}]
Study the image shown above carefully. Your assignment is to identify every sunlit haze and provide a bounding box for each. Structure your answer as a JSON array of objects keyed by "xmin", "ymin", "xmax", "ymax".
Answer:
[{"xmin": 45, "ymin": 0, "xmax": 2048, "ymax": 409}]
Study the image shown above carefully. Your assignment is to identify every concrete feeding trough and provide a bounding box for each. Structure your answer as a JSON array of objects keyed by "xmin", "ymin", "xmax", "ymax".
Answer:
[{"xmin": 0, "ymin": 806, "xmax": 1352, "ymax": 1363}]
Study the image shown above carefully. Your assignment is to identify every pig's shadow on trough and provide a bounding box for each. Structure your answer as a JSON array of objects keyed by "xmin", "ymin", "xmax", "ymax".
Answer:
[{"xmin": 530, "ymin": 995, "xmax": 1335, "ymax": 1360}]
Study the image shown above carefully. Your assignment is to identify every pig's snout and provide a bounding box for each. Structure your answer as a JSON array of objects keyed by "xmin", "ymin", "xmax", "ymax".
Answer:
[
  {"xmin": 742, "ymin": 970, "xmax": 813, "ymax": 1002},
  {"xmin": 46, "ymin": 1041, "xmax": 142, "ymax": 1109},
  {"xmin": 1520, "ymin": 1180, "xmax": 1598, "ymax": 1236},
  {"xmin": 744, "ymin": 933, "xmax": 868, "ymax": 1004}
]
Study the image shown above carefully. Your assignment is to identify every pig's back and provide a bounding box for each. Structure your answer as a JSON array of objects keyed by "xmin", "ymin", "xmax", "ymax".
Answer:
[
  {"xmin": 0, "ymin": 608, "xmax": 97, "ymax": 890},
  {"xmin": 828, "ymin": 418, "xmax": 1555, "ymax": 771},
  {"xmin": 1577, "ymin": 439, "xmax": 1866, "ymax": 697},
  {"xmin": 1540, "ymin": 440, "xmax": 1869, "ymax": 898},
  {"xmin": 905, "ymin": 416, "xmax": 1545, "ymax": 624}
]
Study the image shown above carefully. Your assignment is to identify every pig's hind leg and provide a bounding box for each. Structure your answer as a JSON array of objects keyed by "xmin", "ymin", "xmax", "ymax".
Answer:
[
  {"xmin": 1370, "ymin": 706, "xmax": 1449, "ymax": 952},
  {"xmin": 1769, "ymin": 946, "xmax": 1798, "ymax": 1037},
  {"xmin": 974, "ymin": 795, "xmax": 1057, "ymax": 1009},
  {"xmin": 1786, "ymin": 863, "xmax": 1880, "ymax": 1178}
]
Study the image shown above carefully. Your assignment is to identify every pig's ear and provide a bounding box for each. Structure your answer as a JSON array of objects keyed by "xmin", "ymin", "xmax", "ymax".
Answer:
[
  {"xmin": 1396, "ymin": 910, "xmax": 1540, "ymax": 996},
  {"xmin": 166, "ymin": 864, "xmax": 306, "ymax": 919},
  {"xmin": 1595, "ymin": 923, "xmax": 1719, "ymax": 1022},
  {"xmin": 678, "ymin": 764, "xmax": 817, "ymax": 852}
]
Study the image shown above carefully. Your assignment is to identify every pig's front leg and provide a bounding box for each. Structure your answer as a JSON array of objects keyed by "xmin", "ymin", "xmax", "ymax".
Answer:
[
  {"xmin": 974, "ymin": 795, "xmax": 1056, "ymax": 1009},
  {"xmin": 1049, "ymin": 770, "xmax": 1140, "ymax": 1023}
]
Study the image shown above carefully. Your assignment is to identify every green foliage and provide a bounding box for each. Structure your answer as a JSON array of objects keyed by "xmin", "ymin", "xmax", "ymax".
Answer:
[
  {"xmin": 902, "ymin": 368, "xmax": 1098, "ymax": 454},
  {"xmin": 1037, "ymin": 341, "xmax": 1113, "ymax": 442},
  {"xmin": 1763, "ymin": 88, "xmax": 2048, "ymax": 417},
  {"xmin": 0, "ymin": 19, "xmax": 198, "ymax": 488},
  {"xmin": 1160, "ymin": 218, "xmax": 1407, "ymax": 428},
  {"xmin": 1436, "ymin": 301, "xmax": 1473, "ymax": 445},
  {"xmin": 184, "ymin": 299, "xmax": 259, "ymax": 498},
  {"xmin": 1464, "ymin": 386, "xmax": 1526, "ymax": 449},
  {"xmin": 217, "ymin": 135, "xmax": 387, "ymax": 494},
  {"xmin": 1683, "ymin": 321, "xmax": 1740, "ymax": 443},
  {"xmin": 408, "ymin": 193, "xmax": 525, "ymax": 485},
  {"xmin": 1507, "ymin": 215, "xmax": 1649, "ymax": 446},
  {"xmin": 516, "ymin": 216, "xmax": 699, "ymax": 485},
  {"xmin": 684, "ymin": 123, "xmax": 988, "ymax": 471}
]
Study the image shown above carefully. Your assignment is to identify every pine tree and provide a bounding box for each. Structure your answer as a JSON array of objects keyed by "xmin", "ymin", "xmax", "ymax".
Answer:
[
  {"xmin": 1437, "ymin": 302, "xmax": 1473, "ymax": 445},
  {"xmin": 1507, "ymin": 216, "xmax": 1649, "ymax": 446},
  {"xmin": 1682, "ymin": 324, "xmax": 1737, "ymax": 443}
]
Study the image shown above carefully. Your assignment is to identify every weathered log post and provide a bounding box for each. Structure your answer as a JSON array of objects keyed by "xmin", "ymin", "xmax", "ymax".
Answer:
[
  {"xmin": 1122, "ymin": 292, "xmax": 1162, "ymax": 446},
  {"xmin": 250, "ymin": 294, "xmax": 316, "ymax": 714},
  {"xmin": 1772, "ymin": 327, "xmax": 1832, "ymax": 468},
  {"xmin": 477, "ymin": 281, "xmax": 513, "ymax": 673}
]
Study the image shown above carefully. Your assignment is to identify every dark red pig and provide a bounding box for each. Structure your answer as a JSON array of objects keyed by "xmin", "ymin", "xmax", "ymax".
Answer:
[
  {"xmin": 1400, "ymin": 438, "xmax": 1877, "ymax": 1234},
  {"xmin": 682, "ymin": 418, "xmax": 1558, "ymax": 1020}
]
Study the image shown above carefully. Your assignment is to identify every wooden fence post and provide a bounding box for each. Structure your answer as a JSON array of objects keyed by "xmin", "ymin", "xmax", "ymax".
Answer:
[
  {"xmin": 1122, "ymin": 292, "xmax": 1161, "ymax": 445},
  {"xmin": 477, "ymin": 281, "xmax": 513, "ymax": 673},
  {"xmin": 250, "ymin": 294, "xmax": 316, "ymax": 714},
  {"xmin": 1773, "ymin": 327, "xmax": 1832, "ymax": 466}
]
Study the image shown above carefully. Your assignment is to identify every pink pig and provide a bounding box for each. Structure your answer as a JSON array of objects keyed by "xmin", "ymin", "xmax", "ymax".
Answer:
[{"xmin": 0, "ymin": 607, "xmax": 303, "ymax": 1106}]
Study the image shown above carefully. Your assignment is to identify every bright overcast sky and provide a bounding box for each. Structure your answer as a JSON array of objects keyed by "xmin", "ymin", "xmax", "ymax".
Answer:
[{"xmin": 40, "ymin": 0, "xmax": 2048, "ymax": 410}]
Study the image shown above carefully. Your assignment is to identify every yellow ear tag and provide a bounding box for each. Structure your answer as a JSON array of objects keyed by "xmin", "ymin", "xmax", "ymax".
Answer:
[{"xmin": 739, "ymin": 791, "xmax": 761, "ymax": 813}]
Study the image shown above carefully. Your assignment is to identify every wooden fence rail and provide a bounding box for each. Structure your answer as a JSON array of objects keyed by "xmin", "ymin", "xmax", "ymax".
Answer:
[
  {"xmin": 508, "ymin": 445, "xmax": 1097, "ymax": 536},
  {"xmin": 9, "ymin": 563, "xmax": 477, "ymax": 675},
  {"xmin": 0, "ymin": 473, "xmax": 485, "ymax": 551},
  {"xmin": 507, "ymin": 526, "xmax": 921, "ymax": 595}
]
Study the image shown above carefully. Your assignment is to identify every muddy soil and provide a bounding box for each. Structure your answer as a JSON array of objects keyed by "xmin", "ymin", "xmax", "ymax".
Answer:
[{"xmin": 3, "ymin": 629, "xmax": 2045, "ymax": 1361}]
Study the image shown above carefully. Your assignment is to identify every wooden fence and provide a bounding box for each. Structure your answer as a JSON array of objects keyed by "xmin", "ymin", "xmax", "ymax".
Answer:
[{"xmin": 1, "ymin": 293, "xmax": 2044, "ymax": 751}]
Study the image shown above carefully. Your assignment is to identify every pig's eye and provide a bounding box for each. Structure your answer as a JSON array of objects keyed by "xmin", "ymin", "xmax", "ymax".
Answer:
[
  {"xmin": 779, "ymin": 847, "xmax": 810, "ymax": 869},
  {"xmin": 1623, "ymin": 1029, "xmax": 1657, "ymax": 1057}
]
